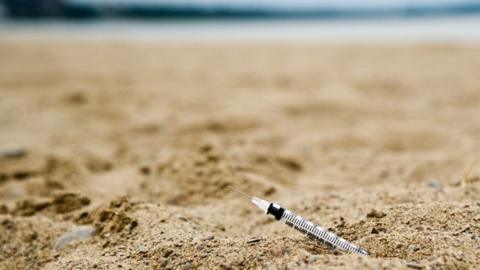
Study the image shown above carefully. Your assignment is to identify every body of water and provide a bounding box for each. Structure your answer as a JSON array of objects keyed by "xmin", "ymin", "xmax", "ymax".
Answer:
[
  {"xmin": 2, "ymin": 0, "xmax": 480, "ymax": 18},
  {"xmin": 1, "ymin": 15, "xmax": 479, "ymax": 43}
]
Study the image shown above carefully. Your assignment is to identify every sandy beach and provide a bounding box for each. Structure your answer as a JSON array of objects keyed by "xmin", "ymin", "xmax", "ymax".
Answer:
[{"xmin": 0, "ymin": 41, "xmax": 479, "ymax": 269}]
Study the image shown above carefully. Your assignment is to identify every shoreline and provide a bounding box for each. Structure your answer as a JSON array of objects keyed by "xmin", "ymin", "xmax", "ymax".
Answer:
[{"xmin": 1, "ymin": 16, "xmax": 480, "ymax": 44}]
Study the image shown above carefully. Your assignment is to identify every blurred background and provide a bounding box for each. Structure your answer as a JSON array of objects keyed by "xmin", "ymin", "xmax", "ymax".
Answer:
[{"xmin": 1, "ymin": 0, "xmax": 480, "ymax": 42}]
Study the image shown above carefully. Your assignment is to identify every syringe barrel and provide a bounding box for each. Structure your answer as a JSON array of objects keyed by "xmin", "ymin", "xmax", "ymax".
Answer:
[{"xmin": 270, "ymin": 205, "xmax": 368, "ymax": 256}]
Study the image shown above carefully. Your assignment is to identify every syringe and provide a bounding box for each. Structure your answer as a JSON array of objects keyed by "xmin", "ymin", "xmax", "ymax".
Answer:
[{"xmin": 234, "ymin": 189, "xmax": 369, "ymax": 256}]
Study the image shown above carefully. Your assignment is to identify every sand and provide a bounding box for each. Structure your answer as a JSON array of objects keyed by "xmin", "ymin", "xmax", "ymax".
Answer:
[{"xmin": 0, "ymin": 41, "xmax": 479, "ymax": 269}]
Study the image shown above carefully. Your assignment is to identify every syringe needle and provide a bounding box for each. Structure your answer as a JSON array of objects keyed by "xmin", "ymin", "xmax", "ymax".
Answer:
[{"xmin": 229, "ymin": 186, "xmax": 252, "ymax": 200}]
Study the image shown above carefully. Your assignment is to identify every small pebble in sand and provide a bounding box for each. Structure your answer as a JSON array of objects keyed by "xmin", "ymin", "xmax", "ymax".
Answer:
[
  {"xmin": 406, "ymin": 262, "xmax": 424, "ymax": 269},
  {"xmin": 270, "ymin": 249, "xmax": 280, "ymax": 257},
  {"xmin": 0, "ymin": 146, "xmax": 27, "ymax": 159},
  {"xmin": 55, "ymin": 226, "xmax": 95, "ymax": 249},
  {"xmin": 366, "ymin": 209, "xmax": 387, "ymax": 219},
  {"xmin": 425, "ymin": 179, "xmax": 442, "ymax": 190},
  {"xmin": 181, "ymin": 262, "xmax": 193, "ymax": 270},
  {"xmin": 202, "ymin": 235, "xmax": 214, "ymax": 241},
  {"xmin": 452, "ymin": 226, "xmax": 470, "ymax": 236},
  {"xmin": 246, "ymin": 237, "xmax": 263, "ymax": 245},
  {"xmin": 138, "ymin": 243, "xmax": 149, "ymax": 253},
  {"xmin": 307, "ymin": 255, "xmax": 319, "ymax": 264}
]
